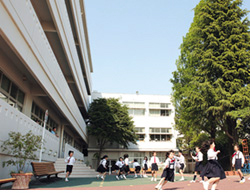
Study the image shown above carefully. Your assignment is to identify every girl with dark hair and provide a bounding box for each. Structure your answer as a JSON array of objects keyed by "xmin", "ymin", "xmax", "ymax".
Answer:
[
  {"xmin": 175, "ymin": 150, "xmax": 185, "ymax": 181},
  {"xmin": 97, "ymin": 155, "xmax": 108, "ymax": 180},
  {"xmin": 142, "ymin": 156, "xmax": 148, "ymax": 178},
  {"xmin": 232, "ymin": 144, "xmax": 245, "ymax": 183},
  {"xmin": 132, "ymin": 159, "xmax": 142, "ymax": 178},
  {"xmin": 155, "ymin": 151, "xmax": 175, "ymax": 190},
  {"xmin": 123, "ymin": 154, "xmax": 130, "ymax": 178},
  {"xmin": 200, "ymin": 140, "xmax": 226, "ymax": 190},
  {"xmin": 115, "ymin": 157, "xmax": 125, "ymax": 180},
  {"xmin": 150, "ymin": 151, "xmax": 160, "ymax": 181},
  {"xmin": 65, "ymin": 150, "xmax": 75, "ymax": 182},
  {"xmin": 190, "ymin": 146, "xmax": 204, "ymax": 183}
]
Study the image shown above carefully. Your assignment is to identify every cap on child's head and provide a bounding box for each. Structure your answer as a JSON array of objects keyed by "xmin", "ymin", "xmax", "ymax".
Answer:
[
  {"xmin": 68, "ymin": 150, "xmax": 74, "ymax": 156},
  {"xmin": 134, "ymin": 159, "xmax": 137, "ymax": 162}
]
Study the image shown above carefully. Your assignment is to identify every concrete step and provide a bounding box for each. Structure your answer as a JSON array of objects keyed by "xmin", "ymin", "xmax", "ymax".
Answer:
[{"xmin": 54, "ymin": 158, "xmax": 98, "ymax": 178}]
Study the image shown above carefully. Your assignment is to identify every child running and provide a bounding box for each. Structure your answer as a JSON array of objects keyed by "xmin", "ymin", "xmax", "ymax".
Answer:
[
  {"xmin": 190, "ymin": 146, "xmax": 204, "ymax": 183},
  {"xmin": 115, "ymin": 157, "xmax": 125, "ymax": 180},
  {"xmin": 133, "ymin": 159, "xmax": 142, "ymax": 178},
  {"xmin": 200, "ymin": 140, "xmax": 226, "ymax": 190},
  {"xmin": 155, "ymin": 151, "xmax": 175, "ymax": 190},
  {"xmin": 97, "ymin": 155, "xmax": 108, "ymax": 180},
  {"xmin": 150, "ymin": 151, "xmax": 160, "ymax": 182},
  {"xmin": 175, "ymin": 150, "xmax": 185, "ymax": 181},
  {"xmin": 65, "ymin": 150, "xmax": 75, "ymax": 182},
  {"xmin": 123, "ymin": 154, "xmax": 130, "ymax": 178},
  {"xmin": 232, "ymin": 144, "xmax": 245, "ymax": 183},
  {"xmin": 142, "ymin": 156, "xmax": 149, "ymax": 178}
]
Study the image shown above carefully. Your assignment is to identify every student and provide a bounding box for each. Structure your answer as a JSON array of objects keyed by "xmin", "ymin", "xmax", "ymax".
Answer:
[
  {"xmin": 115, "ymin": 157, "xmax": 125, "ymax": 180},
  {"xmin": 155, "ymin": 151, "xmax": 175, "ymax": 190},
  {"xmin": 124, "ymin": 154, "xmax": 130, "ymax": 177},
  {"xmin": 133, "ymin": 159, "xmax": 142, "ymax": 178},
  {"xmin": 150, "ymin": 151, "xmax": 160, "ymax": 182},
  {"xmin": 232, "ymin": 144, "xmax": 245, "ymax": 183},
  {"xmin": 65, "ymin": 150, "xmax": 75, "ymax": 182},
  {"xmin": 200, "ymin": 140, "xmax": 226, "ymax": 190},
  {"xmin": 97, "ymin": 155, "xmax": 108, "ymax": 180},
  {"xmin": 142, "ymin": 156, "xmax": 149, "ymax": 178},
  {"xmin": 175, "ymin": 150, "xmax": 185, "ymax": 181},
  {"xmin": 190, "ymin": 146, "xmax": 204, "ymax": 183}
]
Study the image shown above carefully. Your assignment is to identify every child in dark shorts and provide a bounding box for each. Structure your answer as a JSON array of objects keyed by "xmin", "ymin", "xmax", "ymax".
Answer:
[{"xmin": 65, "ymin": 150, "xmax": 75, "ymax": 182}]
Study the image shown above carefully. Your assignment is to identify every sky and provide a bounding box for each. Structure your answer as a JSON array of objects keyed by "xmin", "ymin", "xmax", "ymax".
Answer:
[{"xmin": 84, "ymin": 0, "xmax": 250, "ymax": 96}]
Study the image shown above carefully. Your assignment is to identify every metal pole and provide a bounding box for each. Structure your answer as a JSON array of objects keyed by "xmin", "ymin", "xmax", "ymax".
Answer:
[
  {"xmin": 109, "ymin": 159, "xmax": 112, "ymax": 175},
  {"xmin": 39, "ymin": 110, "xmax": 48, "ymax": 162}
]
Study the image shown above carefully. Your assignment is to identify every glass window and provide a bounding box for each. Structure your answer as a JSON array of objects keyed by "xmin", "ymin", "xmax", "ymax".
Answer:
[
  {"xmin": 0, "ymin": 72, "xmax": 26, "ymax": 112},
  {"xmin": 149, "ymin": 109, "xmax": 160, "ymax": 116},
  {"xmin": 149, "ymin": 128, "xmax": 171, "ymax": 133},
  {"xmin": 135, "ymin": 127, "xmax": 145, "ymax": 133},
  {"xmin": 150, "ymin": 134, "xmax": 172, "ymax": 142},
  {"xmin": 17, "ymin": 90, "xmax": 25, "ymax": 104},
  {"xmin": 128, "ymin": 109, "xmax": 145, "ymax": 116},
  {"xmin": 31, "ymin": 102, "xmax": 58, "ymax": 130},
  {"xmin": 1, "ymin": 75, "xmax": 11, "ymax": 93},
  {"xmin": 10, "ymin": 83, "xmax": 18, "ymax": 99},
  {"xmin": 137, "ymin": 134, "xmax": 145, "ymax": 141}
]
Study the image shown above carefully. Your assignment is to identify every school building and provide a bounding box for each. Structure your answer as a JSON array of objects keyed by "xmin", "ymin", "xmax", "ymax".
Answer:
[
  {"xmin": 88, "ymin": 91, "xmax": 179, "ymax": 169},
  {"xmin": 0, "ymin": 0, "xmax": 95, "ymax": 179}
]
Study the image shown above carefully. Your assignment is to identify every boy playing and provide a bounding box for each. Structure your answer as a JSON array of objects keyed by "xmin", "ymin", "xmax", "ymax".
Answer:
[{"xmin": 65, "ymin": 150, "xmax": 75, "ymax": 182}]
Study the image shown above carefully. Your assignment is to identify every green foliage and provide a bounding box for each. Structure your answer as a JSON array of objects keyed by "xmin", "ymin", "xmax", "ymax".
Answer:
[
  {"xmin": 171, "ymin": 0, "xmax": 250, "ymax": 151},
  {"xmin": 1, "ymin": 131, "xmax": 42, "ymax": 173},
  {"xmin": 88, "ymin": 98, "xmax": 137, "ymax": 159}
]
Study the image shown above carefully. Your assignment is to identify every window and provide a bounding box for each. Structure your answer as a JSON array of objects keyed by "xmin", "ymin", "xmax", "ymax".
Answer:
[
  {"xmin": 128, "ymin": 109, "xmax": 145, "ymax": 116},
  {"xmin": 0, "ymin": 72, "xmax": 25, "ymax": 112},
  {"xmin": 74, "ymin": 141, "xmax": 82, "ymax": 152},
  {"xmin": 123, "ymin": 101, "xmax": 145, "ymax": 108},
  {"xmin": 31, "ymin": 102, "xmax": 58, "ymax": 131},
  {"xmin": 149, "ymin": 109, "xmax": 171, "ymax": 117},
  {"xmin": 150, "ymin": 134, "xmax": 172, "ymax": 142},
  {"xmin": 64, "ymin": 131, "xmax": 73, "ymax": 146},
  {"xmin": 149, "ymin": 128, "xmax": 171, "ymax": 133},
  {"xmin": 135, "ymin": 127, "xmax": 145, "ymax": 133},
  {"xmin": 137, "ymin": 134, "xmax": 145, "ymax": 141},
  {"xmin": 149, "ymin": 103, "xmax": 170, "ymax": 108}
]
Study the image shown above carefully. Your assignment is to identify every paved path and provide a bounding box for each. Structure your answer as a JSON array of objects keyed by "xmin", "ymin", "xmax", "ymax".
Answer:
[{"xmin": 31, "ymin": 174, "xmax": 250, "ymax": 190}]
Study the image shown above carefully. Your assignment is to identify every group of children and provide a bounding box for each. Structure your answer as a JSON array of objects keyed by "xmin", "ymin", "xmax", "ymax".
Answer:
[
  {"xmin": 95, "ymin": 150, "xmax": 186, "ymax": 184},
  {"xmin": 63, "ymin": 140, "xmax": 248, "ymax": 190}
]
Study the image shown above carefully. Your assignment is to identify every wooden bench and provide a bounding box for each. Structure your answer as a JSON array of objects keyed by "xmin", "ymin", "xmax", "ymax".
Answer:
[
  {"xmin": 130, "ymin": 168, "xmax": 152, "ymax": 173},
  {"xmin": 31, "ymin": 162, "xmax": 64, "ymax": 180},
  {"xmin": 0, "ymin": 178, "xmax": 16, "ymax": 187}
]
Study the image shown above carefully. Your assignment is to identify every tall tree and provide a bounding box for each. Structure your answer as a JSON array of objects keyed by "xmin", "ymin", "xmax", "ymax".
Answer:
[
  {"xmin": 171, "ymin": 0, "xmax": 250, "ymax": 158},
  {"xmin": 87, "ymin": 98, "xmax": 137, "ymax": 164}
]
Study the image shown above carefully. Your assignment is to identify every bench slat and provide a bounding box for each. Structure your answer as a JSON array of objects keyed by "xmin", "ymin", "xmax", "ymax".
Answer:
[{"xmin": 0, "ymin": 178, "xmax": 16, "ymax": 185}]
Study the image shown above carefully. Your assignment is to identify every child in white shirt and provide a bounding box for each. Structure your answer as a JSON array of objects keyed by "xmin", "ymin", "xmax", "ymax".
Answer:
[{"xmin": 65, "ymin": 150, "xmax": 76, "ymax": 182}]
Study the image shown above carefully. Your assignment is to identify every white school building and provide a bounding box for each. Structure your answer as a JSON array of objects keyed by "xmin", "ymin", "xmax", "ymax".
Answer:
[
  {"xmin": 89, "ymin": 91, "xmax": 179, "ymax": 169},
  {"xmin": 0, "ymin": 0, "xmax": 95, "ymax": 179}
]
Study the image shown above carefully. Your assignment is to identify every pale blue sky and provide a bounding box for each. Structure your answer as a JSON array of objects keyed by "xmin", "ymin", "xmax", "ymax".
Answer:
[{"xmin": 84, "ymin": 0, "xmax": 250, "ymax": 95}]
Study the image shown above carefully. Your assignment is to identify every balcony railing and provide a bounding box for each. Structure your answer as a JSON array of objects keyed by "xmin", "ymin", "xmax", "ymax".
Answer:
[{"xmin": 0, "ymin": 99, "xmax": 59, "ymax": 162}]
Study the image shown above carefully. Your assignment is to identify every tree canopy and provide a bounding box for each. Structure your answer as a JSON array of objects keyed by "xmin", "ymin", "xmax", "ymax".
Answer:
[
  {"xmin": 171, "ymin": 0, "xmax": 250, "ymax": 157},
  {"xmin": 87, "ymin": 98, "xmax": 137, "ymax": 160}
]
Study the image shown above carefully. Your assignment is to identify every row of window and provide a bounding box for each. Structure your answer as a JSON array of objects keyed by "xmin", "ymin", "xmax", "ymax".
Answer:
[
  {"xmin": 135, "ymin": 127, "xmax": 171, "ymax": 134},
  {"xmin": 123, "ymin": 102, "xmax": 171, "ymax": 109},
  {"xmin": 128, "ymin": 109, "xmax": 172, "ymax": 116},
  {"xmin": 0, "ymin": 72, "xmax": 84, "ymax": 151},
  {"xmin": 31, "ymin": 102, "xmax": 58, "ymax": 132},
  {"xmin": 64, "ymin": 131, "xmax": 82, "ymax": 152},
  {"xmin": 0, "ymin": 71, "xmax": 25, "ymax": 112},
  {"xmin": 136, "ymin": 134, "xmax": 172, "ymax": 142}
]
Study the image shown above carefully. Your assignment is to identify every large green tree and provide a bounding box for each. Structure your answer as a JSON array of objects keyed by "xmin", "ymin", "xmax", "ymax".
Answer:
[
  {"xmin": 171, "ymin": 0, "xmax": 250, "ymax": 159},
  {"xmin": 88, "ymin": 98, "xmax": 137, "ymax": 163}
]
